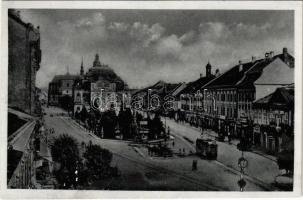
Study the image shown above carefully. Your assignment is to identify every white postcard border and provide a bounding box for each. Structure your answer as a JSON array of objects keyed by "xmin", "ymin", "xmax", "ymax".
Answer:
[{"xmin": 0, "ymin": 1, "xmax": 302, "ymax": 198}]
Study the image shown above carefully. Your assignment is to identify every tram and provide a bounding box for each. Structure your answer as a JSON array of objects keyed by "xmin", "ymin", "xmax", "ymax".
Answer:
[{"xmin": 196, "ymin": 138, "xmax": 218, "ymax": 160}]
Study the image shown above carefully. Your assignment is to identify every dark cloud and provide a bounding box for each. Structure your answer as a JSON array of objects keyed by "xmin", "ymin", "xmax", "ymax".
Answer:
[{"xmin": 19, "ymin": 9, "xmax": 294, "ymax": 88}]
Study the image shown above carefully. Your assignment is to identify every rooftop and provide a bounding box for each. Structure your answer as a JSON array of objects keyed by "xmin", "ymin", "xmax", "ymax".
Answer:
[
  {"xmin": 253, "ymin": 85, "xmax": 294, "ymax": 110},
  {"xmin": 51, "ymin": 74, "xmax": 80, "ymax": 83},
  {"xmin": 203, "ymin": 49, "xmax": 294, "ymax": 89},
  {"xmin": 180, "ymin": 75, "xmax": 216, "ymax": 95}
]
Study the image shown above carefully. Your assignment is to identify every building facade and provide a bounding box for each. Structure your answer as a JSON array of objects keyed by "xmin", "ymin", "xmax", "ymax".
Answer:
[
  {"xmin": 201, "ymin": 48, "xmax": 294, "ymax": 140},
  {"xmin": 70, "ymin": 54, "xmax": 131, "ymax": 114},
  {"xmin": 73, "ymin": 79, "xmax": 91, "ymax": 114},
  {"xmin": 8, "ymin": 9, "xmax": 42, "ymax": 115},
  {"xmin": 252, "ymin": 85, "xmax": 294, "ymax": 154},
  {"xmin": 48, "ymin": 74, "xmax": 79, "ymax": 106},
  {"xmin": 176, "ymin": 62, "xmax": 216, "ymax": 125},
  {"xmin": 132, "ymin": 81, "xmax": 180, "ymax": 114}
]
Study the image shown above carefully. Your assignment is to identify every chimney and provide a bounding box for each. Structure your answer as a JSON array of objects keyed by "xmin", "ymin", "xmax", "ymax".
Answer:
[
  {"xmin": 252, "ymin": 56, "xmax": 256, "ymax": 62},
  {"xmin": 200, "ymin": 73, "xmax": 203, "ymax": 78},
  {"xmin": 239, "ymin": 60, "xmax": 243, "ymax": 72},
  {"xmin": 265, "ymin": 52, "xmax": 270, "ymax": 59},
  {"xmin": 283, "ymin": 47, "xmax": 288, "ymax": 63},
  {"xmin": 215, "ymin": 69, "xmax": 220, "ymax": 77},
  {"xmin": 269, "ymin": 51, "xmax": 274, "ymax": 59}
]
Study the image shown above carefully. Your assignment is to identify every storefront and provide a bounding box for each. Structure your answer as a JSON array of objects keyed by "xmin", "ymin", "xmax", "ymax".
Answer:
[
  {"xmin": 253, "ymin": 124, "xmax": 261, "ymax": 146},
  {"xmin": 236, "ymin": 117, "xmax": 254, "ymax": 150},
  {"xmin": 260, "ymin": 125, "xmax": 280, "ymax": 154},
  {"xmin": 226, "ymin": 118, "xmax": 236, "ymax": 137},
  {"xmin": 218, "ymin": 115, "xmax": 226, "ymax": 134}
]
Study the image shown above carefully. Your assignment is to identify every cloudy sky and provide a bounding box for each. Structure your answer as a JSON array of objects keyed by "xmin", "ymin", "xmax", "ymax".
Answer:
[{"xmin": 20, "ymin": 9, "xmax": 294, "ymax": 89}]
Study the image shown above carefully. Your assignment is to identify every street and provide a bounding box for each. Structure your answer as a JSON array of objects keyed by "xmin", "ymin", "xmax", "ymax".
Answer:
[
  {"xmin": 44, "ymin": 106, "xmax": 269, "ymax": 191},
  {"xmin": 165, "ymin": 118, "xmax": 280, "ymax": 186}
]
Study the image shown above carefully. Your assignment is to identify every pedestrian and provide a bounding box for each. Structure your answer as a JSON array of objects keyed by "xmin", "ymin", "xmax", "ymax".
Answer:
[{"xmin": 228, "ymin": 131, "xmax": 231, "ymax": 144}]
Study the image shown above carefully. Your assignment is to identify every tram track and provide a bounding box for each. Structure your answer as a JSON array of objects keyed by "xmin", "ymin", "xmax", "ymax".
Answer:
[{"xmin": 58, "ymin": 116, "xmax": 225, "ymax": 191}]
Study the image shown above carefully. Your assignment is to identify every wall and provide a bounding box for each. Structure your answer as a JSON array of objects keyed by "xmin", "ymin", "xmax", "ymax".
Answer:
[
  {"xmin": 8, "ymin": 13, "xmax": 41, "ymax": 115},
  {"xmin": 61, "ymin": 79, "xmax": 74, "ymax": 97},
  {"xmin": 8, "ymin": 17, "xmax": 30, "ymax": 113}
]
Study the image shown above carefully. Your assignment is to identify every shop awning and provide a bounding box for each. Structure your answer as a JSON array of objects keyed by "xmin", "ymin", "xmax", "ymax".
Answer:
[{"xmin": 8, "ymin": 108, "xmax": 37, "ymax": 152}]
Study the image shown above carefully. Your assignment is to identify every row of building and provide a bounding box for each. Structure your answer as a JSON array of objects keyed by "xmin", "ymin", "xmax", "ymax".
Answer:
[
  {"xmin": 134, "ymin": 48, "xmax": 294, "ymax": 154},
  {"xmin": 48, "ymin": 53, "xmax": 133, "ymax": 115}
]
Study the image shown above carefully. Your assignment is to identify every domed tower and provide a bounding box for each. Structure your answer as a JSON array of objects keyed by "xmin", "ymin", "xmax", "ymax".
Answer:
[
  {"xmin": 86, "ymin": 53, "xmax": 126, "ymax": 91},
  {"xmin": 93, "ymin": 54, "xmax": 102, "ymax": 67},
  {"xmin": 206, "ymin": 61, "xmax": 212, "ymax": 77}
]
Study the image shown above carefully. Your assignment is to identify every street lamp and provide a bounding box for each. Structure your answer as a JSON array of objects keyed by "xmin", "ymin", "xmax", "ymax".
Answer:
[
  {"xmin": 148, "ymin": 89, "xmax": 152, "ymax": 111},
  {"xmin": 237, "ymin": 151, "xmax": 248, "ymax": 191}
]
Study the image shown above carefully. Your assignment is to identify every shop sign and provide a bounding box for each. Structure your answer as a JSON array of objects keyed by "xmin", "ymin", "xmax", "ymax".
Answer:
[
  {"xmin": 219, "ymin": 115, "xmax": 226, "ymax": 120},
  {"xmin": 239, "ymin": 117, "xmax": 248, "ymax": 124},
  {"xmin": 254, "ymin": 125, "xmax": 260, "ymax": 133}
]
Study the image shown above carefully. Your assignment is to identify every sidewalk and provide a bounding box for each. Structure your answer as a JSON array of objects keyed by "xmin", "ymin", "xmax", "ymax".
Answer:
[
  {"xmin": 164, "ymin": 118, "xmax": 280, "ymax": 187},
  {"xmin": 171, "ymin": 119, "xmax": 277, "ymax": 162}
]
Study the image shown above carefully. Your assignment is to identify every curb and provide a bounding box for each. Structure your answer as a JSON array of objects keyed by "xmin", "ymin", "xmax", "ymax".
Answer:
[{"xmin": 167, "ymin": 119, "xmax": 277, "ymax": 162}]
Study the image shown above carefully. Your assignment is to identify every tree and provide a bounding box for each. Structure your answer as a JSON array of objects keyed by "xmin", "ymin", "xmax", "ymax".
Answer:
[
  {"xmin": 80, "ymin": 106, "xmax": 88, "ymax": 123},
  {"xmin": 118, "ymin": 108, "xmax": 133, "ymax": 139},
  {"xmin": 50, "ymin": 134, "xmax": 80, "ymax": 188},
  {"xmin": 59, "ymin": 95, "xmax": 73, "ymax": 112},
  {"xmin": 83, "ymin": 144, "xmax": 114, "ymax": 182},
  {"xmin": 101, "ymin": 110, "xmax": 117, "ymax": 138},
  {"xmin": 75, "ymin": 110, "xmax": 80, "ymax": 121}
]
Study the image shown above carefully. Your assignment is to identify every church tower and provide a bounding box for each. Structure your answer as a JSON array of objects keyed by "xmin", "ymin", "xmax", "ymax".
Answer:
[
  {"xmin": 206, "ymin": 61, "xmax": 212, "ymax": 77},
  {"xmin": 93, "ymin": 53, "xmax": 102, "ymax": 67},
  {"xmin": 80, "ymin": 57, "xmax": 84, "ymax": 76}
]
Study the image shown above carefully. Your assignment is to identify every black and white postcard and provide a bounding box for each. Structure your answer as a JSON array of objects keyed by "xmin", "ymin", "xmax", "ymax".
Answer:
[{"xmin": 1, "ymin": 1, "xmax": 302, "ymax": 198}]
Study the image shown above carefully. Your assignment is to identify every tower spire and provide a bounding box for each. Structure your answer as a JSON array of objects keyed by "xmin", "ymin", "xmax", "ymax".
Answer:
[
  {"xmin": 206, "ymin": 60, "xmax": 212, "ymax": 77},
  {"xmin": 93, "ymin": 53, "xmax": 102, "ymax": 67},
  {"xmin": 80, "ymin": 57, "xmax": 84, "ymax": 75}
]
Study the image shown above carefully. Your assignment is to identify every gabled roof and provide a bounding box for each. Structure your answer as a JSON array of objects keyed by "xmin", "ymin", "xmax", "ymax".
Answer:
[
  {"xmin": 170, "ymin": 82, "xmax": 187, "ymax": 97},
  {"xmin": 203, "ymin": 52, "xmax": 294, "ymax": 90},
  {"xmin": 180, "ymin": 75, "xmax": 215, "ymax": 94},
  {"xmin": 253, "ymin": 86, "xmax": 294, "ymax": 110},
  {"xmin": 203, "ymin": 61, "xmax": 258, "ymax": 89},
  {"xmin": 132, "ymin": 81, "xmax": 180, "ymax": 96}
]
